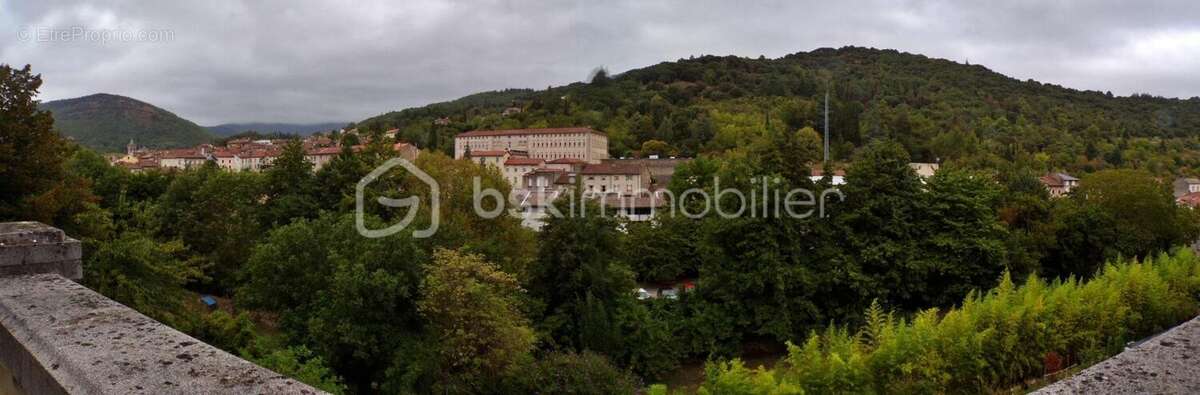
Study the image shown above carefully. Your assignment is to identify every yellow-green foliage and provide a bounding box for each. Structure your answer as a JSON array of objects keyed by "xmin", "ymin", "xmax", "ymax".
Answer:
[
  {"xmin": 698, "ymin": 249, "xmax": 1200, "ymax": 394},
  {"xmin": 698, "ymin": 360, "xmax": 803, "ymax": 395}
]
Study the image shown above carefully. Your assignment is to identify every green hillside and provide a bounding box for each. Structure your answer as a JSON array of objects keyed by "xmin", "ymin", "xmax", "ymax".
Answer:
[
  {"xmin": 356, "ymin": 46, "xmax": 1200, "ymax": 176},
  {"xmin": 41, "ymin": 93, "xmax": 213, "ymax": 152}
]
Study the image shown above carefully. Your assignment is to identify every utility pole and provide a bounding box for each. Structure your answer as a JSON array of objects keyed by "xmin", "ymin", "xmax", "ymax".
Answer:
[{"xmin": 823, "ymin": 89, "xmax": 830, "ymax": 163}]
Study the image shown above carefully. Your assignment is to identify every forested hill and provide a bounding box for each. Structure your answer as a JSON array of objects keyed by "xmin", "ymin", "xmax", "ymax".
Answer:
[
  {"xmin": 40, "ymin": 93, "xmax": 213, "ymax": 152},
  {"xmin": 356, "ymin": 46, "xmax": 1200, "ymax": 175}
]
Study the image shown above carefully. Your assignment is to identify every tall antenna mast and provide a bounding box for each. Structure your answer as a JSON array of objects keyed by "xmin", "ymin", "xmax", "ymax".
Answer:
[{"xmin": 823, "ymin": 89, "xmax": 830, "ymax": 163}]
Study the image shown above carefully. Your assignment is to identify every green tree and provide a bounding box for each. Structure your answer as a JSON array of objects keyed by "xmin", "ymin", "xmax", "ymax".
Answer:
[
  {"xmin": 1074, "ymin": 169, "xmax": 1199, "ymax": 256},
  {"xmin": 82, "ymin": 232, "xmax": 199, "ymax": 325},
  {"xmin": 261, "ymin": 140, "xmax": 319, "ymax": 227},
  {"xmin": 752, "ymin": 126, "xmax": 822, "ymax": 183},
  {"xmin": 528, "ymin": 198, "xmax": 636, "ymax": 355},
  {"xmin": 314, "ymin": 143, "xmax": 369, "ymax": 209},
  {"xmin": 406, "ymin": 152, "xmax": 537, "ymax": 277},
  {"xmin": 640, "ymin": 139, "xmax": 680, "ymax": 157},
  {"xmin": 181, "ymin": 310, "xmax": 256, "ymax": 353},
  {"xmin": 238, "ymin": 212, "xmax": 427, "ymax": 391},
  {"xmin": 503, "ymin": 351, "xmax": 640, "ymax": 395},
  {"xmin": 835, "ymin": 139, "xmax": 925, "ymax": 309},
  {"xmin": 624, "ymin": 215, "xmax": 700, "ymax": 283},
  {"xmin": 915, "ymin": 168, "xmax": 1009, "ymax": 306},
  {"xmin": 1042, "ymin": 169, "xmax": 1200, "ymax": 279},
  {"xmin": 0, "ymin": 65, "xmax": 101, "ymax": 236},
  {"xmin": 417, "ymin": 249, "xmax": 535, "ymax": 392},
  {"xmin": 0, "ymin": 64, "xmax": 66, "ymax": 217},
  {"xmin": 154, "ymin": 165, "xmax": 262, "ymax": 292},
  {"xmin": 245, "ymin": 344, "xmax": 347, "ymax": 395},
  {"xmin": 1041, "ymin": 200, "xmax": 1120, "ymax": 279}
]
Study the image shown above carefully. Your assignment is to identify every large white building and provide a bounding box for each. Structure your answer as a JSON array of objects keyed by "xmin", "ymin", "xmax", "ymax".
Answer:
[
  {"xmin": 454, "ymin": 127, "xmax": 679, "ymax": 228},
  {"xmin": 158, "ymin": 148, "xmax": 209, "ymax": 170},
  {"xmin": 454, "ymin": 127, "xmax": 608, "ymax": 163}
]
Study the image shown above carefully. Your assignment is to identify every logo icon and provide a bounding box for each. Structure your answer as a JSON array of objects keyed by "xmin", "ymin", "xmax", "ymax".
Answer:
[{"xmin": 356, "ymin": 158, "xmax": 439, "ymax": 238}]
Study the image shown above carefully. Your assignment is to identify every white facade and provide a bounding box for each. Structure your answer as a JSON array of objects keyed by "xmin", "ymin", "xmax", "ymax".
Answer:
[
  {"xmin": 454, "ymin": 127, "xmax": 609, "ymax": 163},
  {"xmin": 159, "ymin": 156, "xmax": 206, "ymax": 170}
]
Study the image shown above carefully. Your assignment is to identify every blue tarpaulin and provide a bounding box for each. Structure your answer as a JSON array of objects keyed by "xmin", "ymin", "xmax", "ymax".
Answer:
[{"xmin": 200, "ymin": 295, "xmax": 218, "ymax": 309}]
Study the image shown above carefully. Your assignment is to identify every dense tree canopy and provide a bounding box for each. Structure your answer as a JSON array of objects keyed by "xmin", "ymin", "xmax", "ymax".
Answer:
[
  {"xmin": 239, "ymin": 213, "xmax": 427, "ymax": 391},
  {"xmin": 417, "ymin": 249, "xmax": 535, "ymax": 392},
  {"xmin": 0, "ymin": 64, "xmax": 65, "ymax": 213}
]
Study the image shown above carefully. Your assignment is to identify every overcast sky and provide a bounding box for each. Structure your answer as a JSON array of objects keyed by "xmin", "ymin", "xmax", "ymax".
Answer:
[{"xmin": 3, "ymin": 1, "xmax": 1199, "ymax": 125}]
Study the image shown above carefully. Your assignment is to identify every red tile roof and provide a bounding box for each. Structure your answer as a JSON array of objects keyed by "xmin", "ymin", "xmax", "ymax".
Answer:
[
  {"xmin": 159, "ymin": 149, "xmax": 206, "ymax": 159},
  {"xmin": 1179, "ymin": 192, "xmax": 1200, "ymax": 207},
  {"xmin": 307, "ymin": 146, "xmax": 342, "ymax": 156},
  {"xmin": 457, "ymin": 127, "xmax": 604, "ymax": 138},
  {"xmin": 242, "ymin": 149, "xmax": 280, "ymax": 158},
  {"xmin": 548, "ymin": 158, "xmax": 587, "ymax": 164},
  {"xmin": 555, "ymin": 173, "xmax": 576, "ymax": 185},
  {"xmin": 1040, "ymin": 173, "xmax": 1077, "ymax": 187}
]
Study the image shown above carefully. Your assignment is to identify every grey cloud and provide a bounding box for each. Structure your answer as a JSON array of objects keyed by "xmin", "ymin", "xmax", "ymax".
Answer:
[{"xmin": 2, "ymin": 0, "xmax": 1199, "ymax": 125}]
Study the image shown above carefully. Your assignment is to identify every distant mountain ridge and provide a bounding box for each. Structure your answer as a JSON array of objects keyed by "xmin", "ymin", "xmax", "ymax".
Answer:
[
  {"xmin": 40, "ymin": 93, "xmax": 213, "ymax": 152},
  {"xmin": 206, "ymin": 122, "xmax": 348, "ymax": 137}
]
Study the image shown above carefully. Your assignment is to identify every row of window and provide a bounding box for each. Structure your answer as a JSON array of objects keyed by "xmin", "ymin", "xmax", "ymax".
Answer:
[
  {"xmin": 533, "ymin": 152, "xmax": 585, "ymax": 159},
  {"xmin": 586, "ymin": 185, "xmax": 635, "ymax": 193},
  {"xmin": 532, "ymin": 140, "xmax": 586, "ymax": 148}
]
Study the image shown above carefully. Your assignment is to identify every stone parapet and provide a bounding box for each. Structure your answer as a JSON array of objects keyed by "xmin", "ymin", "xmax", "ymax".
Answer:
[
  {"xmin": 0, "ymin": 222, "xmax": 325, "ymax": 394},
  {"xmin": 0, "ymin": 274, "xmax": 326, "ymax": 394},
  {"xmin": 0, "ymin": 222, "xmax": 81, "ymax": 280}
]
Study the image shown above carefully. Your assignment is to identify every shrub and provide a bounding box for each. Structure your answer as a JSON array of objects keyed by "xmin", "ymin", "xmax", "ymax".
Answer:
[
  {"xmin": 698, "ymin": 360, "xmax": 801, "ymax": 395},
  {"xmin": 697, "ymin": 249, "xmax": 1200, "ymax": 394},
  {"xmin": 504, "ymin": 351, "xmax": 640, "ymax": 394},
  {"xmin": 245, "ymin": 344, "xmax": 347, "ymax": 395}
]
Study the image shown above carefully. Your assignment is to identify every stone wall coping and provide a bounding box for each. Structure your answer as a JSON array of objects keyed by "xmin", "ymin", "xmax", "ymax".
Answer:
[
  {"xmin": 0, "ymin": 222, "xmax": 81, "ymax": 280},
  {"xmin": 0, "ymin": 222, "xmax": 66, "ymax": 245},
  {"xmin": 0, "ymin": 273, "xmax": 327, "ymax": 394}
]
